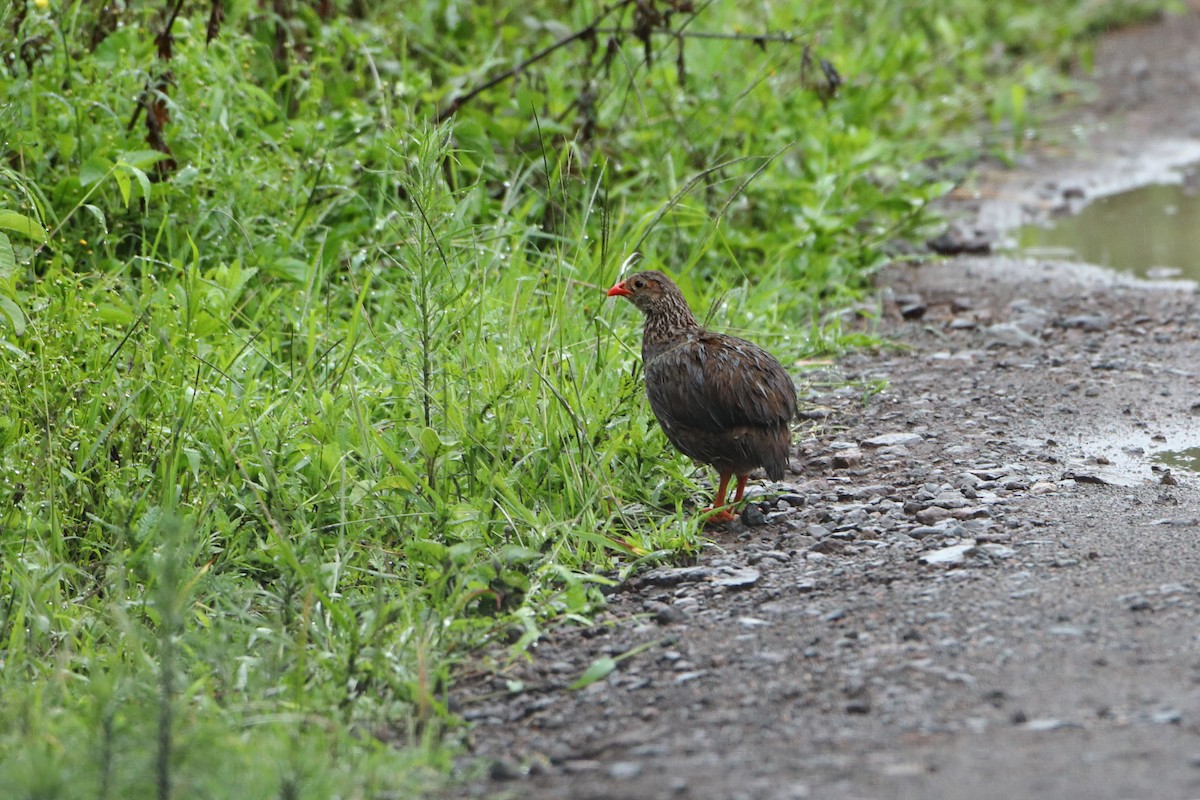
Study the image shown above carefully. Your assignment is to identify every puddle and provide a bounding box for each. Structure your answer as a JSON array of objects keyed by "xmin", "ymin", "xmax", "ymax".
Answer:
[
  {"xmin": 1073, "ymin": 424, "xmax": 1200, "ymax": 483},
  {"xmin": 1152, "ymin": 446, "xmax": 1200, "ymax": 475},
  {"xmin": 1016, "ymin": 174, "xmax": 1200, "ymax": 281}
]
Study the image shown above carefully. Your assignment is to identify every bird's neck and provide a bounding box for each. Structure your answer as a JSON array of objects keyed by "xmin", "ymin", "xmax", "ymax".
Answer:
[{"xmin": 642, "ymin": 305, "xmax": 700, "ymax": 360}]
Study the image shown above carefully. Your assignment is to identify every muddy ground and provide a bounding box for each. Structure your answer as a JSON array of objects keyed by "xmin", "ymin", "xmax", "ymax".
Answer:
[{"xmin": 457, "ymin": 10, "xmax": 1200, "ymax": 799}]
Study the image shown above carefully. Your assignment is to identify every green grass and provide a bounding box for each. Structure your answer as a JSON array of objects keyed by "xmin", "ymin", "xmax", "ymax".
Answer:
[{"xmin": 0, "ymin": 0, "xmax": 1172, "ymax": 795}]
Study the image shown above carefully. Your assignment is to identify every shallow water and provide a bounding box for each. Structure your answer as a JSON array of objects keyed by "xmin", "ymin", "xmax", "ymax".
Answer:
[
  {"xmin": 1017, "ymin": 178, "xmax": 1200, "ymax": 281},
  {"xmin": 1075, "ymin": 422, "xmax": 1200, "ymax": 483},
  {"xmin": 1152, "ymin": 446, "xmax": 1200, "ymax": 475}
]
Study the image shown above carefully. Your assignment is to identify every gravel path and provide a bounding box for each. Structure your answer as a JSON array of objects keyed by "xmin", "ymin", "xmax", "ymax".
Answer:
[{"xmin": 458, "ymin": 11, "xmax": 1200, "ymax": 799}]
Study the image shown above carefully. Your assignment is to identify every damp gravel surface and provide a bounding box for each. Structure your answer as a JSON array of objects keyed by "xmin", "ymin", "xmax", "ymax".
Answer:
[{"xmin": 452, "ymin": 12, "xmax": 1200, "ymax": 800}]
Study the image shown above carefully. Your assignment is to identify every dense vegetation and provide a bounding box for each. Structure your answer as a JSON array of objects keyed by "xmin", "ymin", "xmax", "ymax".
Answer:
[{"xmin": 0, "ymin": 0, "xmax": 1168, "ymax": 795}]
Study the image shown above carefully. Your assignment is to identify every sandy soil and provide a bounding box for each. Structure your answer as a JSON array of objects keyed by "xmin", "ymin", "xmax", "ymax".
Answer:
[{"xmin": 456, "ymin": 10, "xmax": 1200, "ymax": 799}]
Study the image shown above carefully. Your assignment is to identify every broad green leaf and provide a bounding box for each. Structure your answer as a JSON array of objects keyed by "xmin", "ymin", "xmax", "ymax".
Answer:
[
  {"xmin": 404, "ymin": 538, "xmax": 450, "ymax": 566},
  {"xmin": 418, "ymin": 426, "xmax": 442, "ymax": 458},
  {"xmin": 0, "ymin": 233, "xmax": 13, "ymax": 282},
  {"xmin": 119, "ymin": 161, "xmax": 153, "ymax": 201},
  {"xmin": 0, "ymin": 211, "xmax": 48, "ymax": 243},
  {"xmin": 120, "ymin": 149, "xmax": 171, "ymax": 169},
  {"xmin": 80, "ymin": 157, "xmax": 113, "ymax": 186},
  {"xmin": 0, "ymin": 296, "xmax": 25, "ymax": 335},
  {"xmin": 448, "ymin": 541, "xmax": 479, "ymax": 565},
  {"xmin": 114, "ymin": 170, "xmax": 131, "ymax": 206},
  {"xmin": 501, "ymin": 544, "xmax": 542, "ymax": 564},
  {"xmin": 97, "ymin": 302, "xmax": 134, "ymax": 325},
  {"xmin": 373, "ymin": 473, "xmax": 415, "ymax": 492},
  {"xmin": 80, "ymin": 204, "xmax": 108, "ymax": 232}
]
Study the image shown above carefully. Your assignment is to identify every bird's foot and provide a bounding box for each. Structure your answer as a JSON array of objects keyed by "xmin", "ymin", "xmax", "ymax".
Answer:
[{"xmin": 703, "ymin": 508, "xmax": 736, "ymax": 525}]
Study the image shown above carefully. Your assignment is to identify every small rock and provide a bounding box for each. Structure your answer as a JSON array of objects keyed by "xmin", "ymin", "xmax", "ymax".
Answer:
[
  {"xmin": 1149, "ymin": 709, "xmax": 1182, "ymax": 725},
  {"xmin": 741, "ymin": 504, "xmax": 768, "ymax": 526},
  {"xmin": 1125, "ymin": 595, "xmax": 1153, "ymax": 612},
  {"xmin": 1059, "ymin": 312, "xmax": 1110, "ymax": 331},
  {"xmin": 489, "ymin": 758, "xmax": 523, "ymax": 781},
  {"xmin": 908, "ymin": 525, "xmax": 950, "ymax": 539},
  {"xmin": 713, "ymin": 568, "xmax": 761, "ymax": 588},
  {"xmin": 1022, "ymin": 718, "xmax": 1082, "ymax": 732},
  {"xmin": 649, "ymin": 602, "xmax": 685, "ymax": 625},
  {"xmin": 919, "ymin": 541, "xmax": 977, "ymax": 565},
  {"xmin": 1067, "ymin": 466, "xmax": 1139, "ymax": 488},
  {"xmin": 845, "ymin": 698, "xmax": 872, "ymax": 715},
  {"xmin": 863, "ymin": 432, "xmax": 923, "ymax": 447},
  {"xmin": 810, "ymin": 539, "xmax": 848, "ymax": 555},
  {"xmin": 1047, "ymin": 625, "xmax": 1083, "ymax": 637},
  {"xmin": 927, "ymin": 224, "xmax": 993, "ymax": 255},
  {"xmin": 640, "ymin": 566, "xmax": 717, "ymax": 586},
  {"xmin": 674, "ymin": 670, "xmax": 707, "ymax": 684},
  {"xmin": 984, "ymin": 322, "xmax": 1042, "ymax": 348},
  {"xmin": 831, "ymin": 449, "xmax": 863, "ymax": 468},
  {"xmin": 608, "ymin": 761, "xmax": 643, "ymax": 779},
  {"xmin": 916, "ymin": 506, "xmax": 952, "ymax": 525},
  {"xmin": 1008, "ymin": 299, "xmax": 1052, "ymax": 331},
  {"xmin": 978, "ymin": 543, "xmax": 1016, "ymax": 559}
]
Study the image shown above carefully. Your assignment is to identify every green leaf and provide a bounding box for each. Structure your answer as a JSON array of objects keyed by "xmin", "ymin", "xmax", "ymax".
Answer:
[
  {"xmin": 0, "ymin": 233, "xmax": 13, "ymax": 283},
  {"xmin": 80, "ymin": 204, "xmax": 108, "ymax": 232},
  {"xmin": 448, "ymin": 541, "xmax": 479, "ymax": 565},
  {"xmin": 120, "ymin": 150, "xmax": 171, "ymax": 169},
  {"xmin": 418, "ymin": 426, "xmax": 442, "ymax": 458},
  {"xmin": 404, "ymin": 538, "xmax": 450, "ymax": 566},
  {"xmin": 373, "ymin": 473, "xmax": 415, "ymax": 492},
  {"xmin": 114, "ymin": 170, "xmax": 131, "ymax": 206},
  {"xmin": 97, "ymin": 303, "xmax": 134, "ymax": 325},
  {"xmin": 119, "ymin": 161, "xmax": 153, "ymax": 201},
  {"xmin": 0, "ymin": 211, "xmax": 48, "ymax": 243},
  {"xmin": 500, "ymin": 544, "xmax": 542, "ymax": 564},
  {"xmin": 80, "ymin": 157, "xmax": 113, "ymax": 186},
  {"xmin": 569, "ymin": 657, "xmax": 616, "ymax": 690},
  {"xmin": 0, "ymin": 295, "xmax": 25, "ymax": 335}
]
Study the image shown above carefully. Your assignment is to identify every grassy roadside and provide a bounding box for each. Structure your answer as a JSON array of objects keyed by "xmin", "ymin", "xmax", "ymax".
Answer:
[{"xmin": 0, "ymin": 0, "xmax": 1170, "ymax": 795}]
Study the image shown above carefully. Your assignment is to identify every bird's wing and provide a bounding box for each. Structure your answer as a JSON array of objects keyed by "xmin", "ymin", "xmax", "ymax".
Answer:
[{"xmin": 644, "ymin": 332, "xmax": 796, "ymax": 431}]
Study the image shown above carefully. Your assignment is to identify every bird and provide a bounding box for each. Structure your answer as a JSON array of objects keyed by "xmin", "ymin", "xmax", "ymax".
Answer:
[{"xmin": 607, "ymin": 263, "xmax": 797, "ymax": 524}]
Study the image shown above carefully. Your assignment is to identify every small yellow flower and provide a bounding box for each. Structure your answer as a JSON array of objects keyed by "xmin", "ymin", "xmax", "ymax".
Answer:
[{"xmin": 34, "ymin": 0, "xmax": 49, "ymax": 9}]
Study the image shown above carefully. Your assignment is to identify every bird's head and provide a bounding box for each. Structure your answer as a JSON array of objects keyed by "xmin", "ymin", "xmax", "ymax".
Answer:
[{"xmin": 606, "ymin": 269, "xmax": 681, "ymax": 317}]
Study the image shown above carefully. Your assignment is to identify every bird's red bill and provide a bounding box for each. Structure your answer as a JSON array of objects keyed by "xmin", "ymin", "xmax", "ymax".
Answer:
[{"xmin": 606, "ymin": 281, "xmax": 631, "ymax": 297}]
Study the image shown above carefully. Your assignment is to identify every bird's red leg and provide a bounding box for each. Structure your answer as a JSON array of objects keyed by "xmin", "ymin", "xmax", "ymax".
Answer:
[
  {"xmin": 733, "ymin": 474, "xmax": 749, "ymax": 503},
  {"xmin": 704, "ymin": 472, "xmax": 736, "ymax": 524}
]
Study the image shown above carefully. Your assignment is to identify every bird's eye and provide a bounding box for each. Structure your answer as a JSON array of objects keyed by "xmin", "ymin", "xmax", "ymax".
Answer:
[{"xmin": 633, "ymin": 279, "xmax": 645, "ymax": 289}]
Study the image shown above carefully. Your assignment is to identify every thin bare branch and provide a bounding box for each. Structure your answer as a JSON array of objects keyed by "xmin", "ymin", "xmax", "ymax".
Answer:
[{"xmin": 433, "ymin": 0, "xmax": 637, "ymax": 124}]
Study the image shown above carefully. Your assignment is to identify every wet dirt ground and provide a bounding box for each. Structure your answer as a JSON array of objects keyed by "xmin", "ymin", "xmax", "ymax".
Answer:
[{"xmin": 457, "ymin": 10, "xmax": 1200, "ymax": 799}]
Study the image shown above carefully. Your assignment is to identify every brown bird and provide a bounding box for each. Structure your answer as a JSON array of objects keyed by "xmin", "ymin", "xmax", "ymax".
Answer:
[{"xmin": 607, "ymin": 266, "xmax": 797, "ymax": 523}]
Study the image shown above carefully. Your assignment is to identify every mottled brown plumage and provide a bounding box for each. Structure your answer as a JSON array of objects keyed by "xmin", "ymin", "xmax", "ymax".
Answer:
[{"xmin": 607, "ymin": 268, "xmax": 797, "ymax": 523}]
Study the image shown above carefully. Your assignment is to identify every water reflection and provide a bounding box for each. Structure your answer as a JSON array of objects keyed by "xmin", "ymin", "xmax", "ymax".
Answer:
[
  {"xmin": 1017, "ymin": 178, "xmax": 1200, "ymax": 280},
  {"xmin": 1152, "ymin": 446, "xmax": 1200, "ymax": 475}
]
